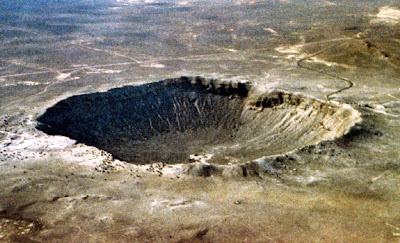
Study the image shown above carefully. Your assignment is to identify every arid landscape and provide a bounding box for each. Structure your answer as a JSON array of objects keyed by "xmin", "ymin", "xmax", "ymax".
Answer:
[{"xmin": 1, "ymin": 0, "xmax": 400, "ymax": 242}]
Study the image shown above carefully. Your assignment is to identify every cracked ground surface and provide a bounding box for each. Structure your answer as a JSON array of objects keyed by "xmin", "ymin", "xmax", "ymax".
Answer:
[{"xmin": 1, "ymin": 0, "xmax": 400, "ymax": 242}]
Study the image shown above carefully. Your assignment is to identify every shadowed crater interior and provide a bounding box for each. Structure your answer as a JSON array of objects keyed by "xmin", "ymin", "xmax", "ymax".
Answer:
[{"xmin": 36, "ymin": 76, "xmax": 360, "ymax": 165}]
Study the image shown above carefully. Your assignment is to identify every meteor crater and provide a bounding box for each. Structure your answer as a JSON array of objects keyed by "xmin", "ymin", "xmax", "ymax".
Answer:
[{"xmin": 36, "ymin": 76, "xmax": 360, "ymax": 165}]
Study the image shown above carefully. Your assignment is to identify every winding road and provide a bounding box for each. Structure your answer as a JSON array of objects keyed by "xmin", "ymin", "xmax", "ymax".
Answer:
[{"xmin": 296, "ymin": 39, "xmax": 355, "ymax": 101}]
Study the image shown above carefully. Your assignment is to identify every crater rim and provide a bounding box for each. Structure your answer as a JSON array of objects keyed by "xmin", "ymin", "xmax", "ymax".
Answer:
[{"xmin": 36, "ymin": 76, "xmax": 362, "ymax": 168}]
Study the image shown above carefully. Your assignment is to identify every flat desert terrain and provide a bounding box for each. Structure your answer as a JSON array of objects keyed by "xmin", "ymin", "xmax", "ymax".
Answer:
[{"xmin": 1, "ymin": 0, "xmax": 400, "ymax": 242}]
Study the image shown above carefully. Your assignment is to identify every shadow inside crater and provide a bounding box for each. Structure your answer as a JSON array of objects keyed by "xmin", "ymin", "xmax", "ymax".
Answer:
[{"xmin": 37, "ymin": 77, "xmax": 250, "ymax": 164}]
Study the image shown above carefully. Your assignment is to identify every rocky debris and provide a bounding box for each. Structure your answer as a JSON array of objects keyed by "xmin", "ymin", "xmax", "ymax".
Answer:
[
  {"xmin": 0, "ymin": 218, "xmax": 39, "ymax": 242},
  {"xmin": 139, "ymin": 152, "xmax": 300, "ymax": 178},
  {"xmin": 183, "ymin": 163, "xmax": 220, "ymax": 177}
]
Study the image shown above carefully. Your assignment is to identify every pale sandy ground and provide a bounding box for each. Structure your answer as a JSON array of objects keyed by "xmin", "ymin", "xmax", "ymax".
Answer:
[{"xmin": 1, "ymin": 0, "xmax": 400, "ymax": 242}]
